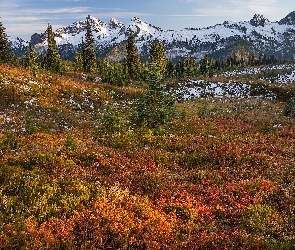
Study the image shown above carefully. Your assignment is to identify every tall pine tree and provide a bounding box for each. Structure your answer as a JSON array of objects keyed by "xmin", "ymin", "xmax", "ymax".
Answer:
[
  {"xmin": 83, "ymin": 20, "xmax": 97, "ymax": 74},
  {"xmin": 43, "ymin": 24, "xmax": 61, "ymax": 73},
  {"xmin": 125, "ymin": 32, "xmax": 141, "ymax": 80},
  {"xmin": 149, "ymin": 40, "xmax": 167, "ymax": 79},
  {"xmin": 0, "ymin": 20, "xmax": 11, "ymax": 63}
]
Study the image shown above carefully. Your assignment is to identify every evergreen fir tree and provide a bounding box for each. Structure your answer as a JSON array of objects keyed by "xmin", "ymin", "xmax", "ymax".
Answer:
[
  {"xmin": 43, "ymin": 24, "xmax": 61, "ymax": 73},
  {"xmin": 166, "ymin": 59, "xmax": 176, "ymax": 79},
  {"xmin": 214, "ymin": 59, "xmax": 221, "ymax": 71},
  {"xmin": 176, "ymin": 60, "xmax": 184, "ymax": 78},
  {"xmin": 149, "ymin": 40, "xmax": 167, "ymax": 79},
  {"xmin": 9, "ymin": 52, "xmax": 20, "ymax": 66},
  {"xmin": 182, "ymin": 55, "xmax": 196, "ymax": 78},
  {"xmin": 74, "ymin": 51, "xmax": 83, "ymax": 72},
  {"xmin": 131, "ymin": 63, "xmax": 176, "ymax": 128},
  {"xmin": 100, "ymin": 61, "xmax": 129, "ymax": 86},
  {"xmin": 0, "ymin": 20, "xmax": 11, "ymax": 63},
  {"xmin": 125, "ymin": 32, "xmax": 141, "ymax": 80},
  {"xmin": 200, "ymin": 54, "xmax": 213, "ymax": 77},
  {"xmin": 24, "ymin": 43, "xmax": 39, "ymax": 76},
  {"xmin": 83, "ymin": 20, "xmax": 97, "ymax": 74}
]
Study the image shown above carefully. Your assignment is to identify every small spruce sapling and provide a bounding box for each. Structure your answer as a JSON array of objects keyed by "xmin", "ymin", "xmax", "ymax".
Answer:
[{"xmin": 131, "ymin": 63, "xmax": 176, "ymax": 129}]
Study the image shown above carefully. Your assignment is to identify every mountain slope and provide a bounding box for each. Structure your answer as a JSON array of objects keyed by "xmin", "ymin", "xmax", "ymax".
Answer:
[
  {"xmin": 10, "ymin": 12, "xmax": 295, "ymax": 62},
  {"xmin": 1, "ymin": 62, "xmax": 295, "ymax": 249}
]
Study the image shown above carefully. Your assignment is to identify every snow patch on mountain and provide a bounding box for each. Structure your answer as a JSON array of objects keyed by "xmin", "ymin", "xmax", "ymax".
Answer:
[
  {"xmin": 9, "ymin": 36, "xmax": 28, "ymax": 47},
  {"xmin": 9, "ymin": 11, "xmax": 295, "ymax": 62}
]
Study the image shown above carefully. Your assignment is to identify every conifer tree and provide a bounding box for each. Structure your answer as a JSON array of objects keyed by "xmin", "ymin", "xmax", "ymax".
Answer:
[
  {"xmin": 166, "ymin": 59, "xmax": 176, "ymax": 79},
  {"xmin": 43, "ymin": 24, "xmax": 61, "ymax": 73},
  {"xmin": 200, "ymin": 54, "xmax": 215, "ymax": 77},
  {"xmin": 10, "ymin": 52, "xmax": 20, "ymax": 66},
  {"xmin": 74, "ymin": 51, "xmax": 83, "ymax": 72},
  {"xmin": 24, "ymin": 43, "xmax": 39, "ymax": 76},
  {"xmin": 176, "ymin": 59, "xmax": 184, "ymax": 78},
  {"xmin": 0, "ymin": 20, "xmax": 11, "ymax": 63},
  {"xmin": 100, "ymin": 61, "xmax": 129, "ymax": 86},
  {"xmin": 125, "ymin": 32, "xmax": 141, "ymax": 80},
  {"xmin": 182, "ymin": 55, "xmax": 196, "ymax": 78},
  {"xmin": 131, "ymin": 63, "xmax": 176, "ymax": 128},
  {"xmin": 149, "ymin": 40, "xmax": 167, "ymax": 79},
  {"xmin": 83, "ymin": 20, "xmax": 97, "ymax": 74}
]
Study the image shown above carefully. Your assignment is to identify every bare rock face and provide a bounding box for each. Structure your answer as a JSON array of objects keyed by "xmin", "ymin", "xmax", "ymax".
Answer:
[
  {"xmin": 104, "ymin": 41, "xmax": 127, "ymax": 62},
  {"xmin": 250, "ymin": 14, "xmax": 270, "ymax": 27},
  {"xmin": 30, "ymin": 33, "xmax": 46, "ymax": 46}
]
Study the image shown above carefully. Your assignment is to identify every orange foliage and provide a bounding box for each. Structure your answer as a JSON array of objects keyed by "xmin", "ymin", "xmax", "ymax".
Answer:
[{"xmin": 1, "ymin": 64, "xmax": 295, "ymax": 249}]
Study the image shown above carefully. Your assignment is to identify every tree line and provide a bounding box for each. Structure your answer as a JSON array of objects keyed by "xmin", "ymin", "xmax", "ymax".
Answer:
[{"xmin": 0, "ymin": 19, "xmax": 292, "ymax": 84}]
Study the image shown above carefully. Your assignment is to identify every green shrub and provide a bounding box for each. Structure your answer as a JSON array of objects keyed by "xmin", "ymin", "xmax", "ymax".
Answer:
[
  {"xmin": 0, "ymin": 171, "xmax": 94, "ymax": 224},
  {"xmin": 63, "ymin": 133, "xmax": 77, "ymax": 151},
  {"xmin": 1, "ymin": 133, "xmax": 20, "ymax": 150},
  {"xmin": 198, "ymin": 102, "xmax": 212, "ymax": 118},
  {"xmin": 241, "ymin": 204, "xmax": 284, "ymax": 237},
  {"xmin": 100, "ymin": 61, "xmax": 129, "ymax": 86},
  {"xmin": 93, "ymin": 104, "xmax": 127, "ymax": 143}
]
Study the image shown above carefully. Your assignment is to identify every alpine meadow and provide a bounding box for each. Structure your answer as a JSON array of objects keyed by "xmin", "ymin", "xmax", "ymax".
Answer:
[{"xmin": 1, "ymin": 10, "xmax": 295, "ymax": 249}]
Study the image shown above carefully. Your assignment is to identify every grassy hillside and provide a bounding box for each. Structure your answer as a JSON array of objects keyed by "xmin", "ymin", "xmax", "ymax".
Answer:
[{"xmin": 0, "ymin": 64, "xmax": 295, "ymax": 249}]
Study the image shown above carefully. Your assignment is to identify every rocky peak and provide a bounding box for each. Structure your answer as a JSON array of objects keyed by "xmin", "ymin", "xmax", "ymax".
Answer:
[
  {"xmin": 250, "ymin": 14, "xmax": 270, "ymax": 27},
  {"xmin": 131, "ymin": 17, "xmax": 142, "ymax": 23},
  {"xmin": 30, "ymin": 32, "xmax": 46, "ymax": 46},
  {"xmin": 85, "ymin": 15, "xmax": 105, "ymax": 32},
  {"xmin": 108, "ymin": 18, "xmax": 125, "ymax": 29},
  {"xmin": 128, "ymin": 17, "xmax": 163, "ymax": 35},
  {"xmin": 55, "ymin": 15, "xmax": 104, "ymax": 35},
  {"xmin": 278, "ymin": 11, "xmax": 295, "ymax": 25}
]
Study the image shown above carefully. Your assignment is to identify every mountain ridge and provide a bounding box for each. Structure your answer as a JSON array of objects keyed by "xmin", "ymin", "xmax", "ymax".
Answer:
[{"xmin": 9, "ymin": 11, "xmax": 295, "ymax": 62}]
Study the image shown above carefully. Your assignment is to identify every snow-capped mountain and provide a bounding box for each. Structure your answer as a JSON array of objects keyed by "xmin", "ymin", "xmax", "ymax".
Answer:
[
  {"xmin": 9, "ymin": 36, "xmax": 28, "ymax": 56},
  {"xmin": 9, "ymin": 11, "xmax": 295, "ymax": 62}
]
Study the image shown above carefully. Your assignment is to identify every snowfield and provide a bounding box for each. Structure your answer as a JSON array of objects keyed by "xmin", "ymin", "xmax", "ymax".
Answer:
[
  {"xmin": 170, "ymin": 64, "xmax": 295, "ymax": 102},
  {"xmin": 221, "ymin": 64, "xmax": 295, "ymax": 84},
  {"xmin": 274, "ymin": 71, "xmax": 295, "ymax": 84},
  {"xmin": 171, "ymin": 80, "xmax": 276, "ymax": 101},
  {"xmin": 222, "ymin": 64, "xmax": 295, "ymax": 77}
]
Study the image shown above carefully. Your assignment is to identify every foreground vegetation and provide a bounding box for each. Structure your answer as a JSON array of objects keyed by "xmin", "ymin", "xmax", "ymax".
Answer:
[{"xmin": 0, "ymin": 63, "xmax": 295, "ymax": 249}]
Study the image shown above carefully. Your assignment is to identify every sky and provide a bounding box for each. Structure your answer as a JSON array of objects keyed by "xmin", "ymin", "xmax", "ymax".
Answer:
[{"xmin": 1, "ymin": 0, "xmax": 295, "ymax": 40}]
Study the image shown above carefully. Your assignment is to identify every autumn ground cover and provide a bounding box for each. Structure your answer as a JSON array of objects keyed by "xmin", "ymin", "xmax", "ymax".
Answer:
[{"xmin": 0, "ymin": 64, "xmax": 295, "ymax": 249}]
